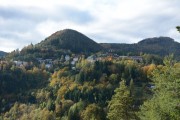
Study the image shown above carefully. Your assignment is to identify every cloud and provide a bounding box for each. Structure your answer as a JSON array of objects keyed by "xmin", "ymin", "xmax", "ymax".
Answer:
[
  {"xmin": 56, "ymin": 7, "xmax": 94, "ymax": 24},
  {"xmin": 0, "ymin": 0, "xmax": 180, "ymax": 52},
  {"xmin": 0, "ymin": 37, "xmax": 21, "ymax": 52},
  {"xmin": 0, "ymin": 5, "xmax": 94, "ymax": 52}
]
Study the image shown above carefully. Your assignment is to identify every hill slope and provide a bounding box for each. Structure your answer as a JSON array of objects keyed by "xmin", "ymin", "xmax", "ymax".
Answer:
[
  {"xmin": 101, "ymin": 37, "xmax": 180, "ymax": 59},
  {"xmin": 39, "ymin": 29, "xmax": 103, "ymax": 53},
  {"xmin": 10, "ymin": 29, "xmax": 103, "ymax": 60}
]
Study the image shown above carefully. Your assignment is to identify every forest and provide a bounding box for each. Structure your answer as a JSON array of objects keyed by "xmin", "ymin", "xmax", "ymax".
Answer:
[{"xmin": 0, "ymin": 53, "xmax": 179, "ymax": 120}]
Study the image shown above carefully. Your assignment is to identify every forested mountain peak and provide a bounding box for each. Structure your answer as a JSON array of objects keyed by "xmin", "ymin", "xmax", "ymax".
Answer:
[
  {"xmin": 138, "ymin": 37, "xmax": 176, "ymax": 45},
  {"xmin": 100, "ymin": 36, "xmax": 180, "ymax": 59},
  {"xmin": 39, "ymin": 29, "xmax": 103, "ymax": 53}
]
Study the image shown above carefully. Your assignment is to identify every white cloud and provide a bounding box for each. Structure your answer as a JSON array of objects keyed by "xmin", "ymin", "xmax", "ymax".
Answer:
[{"xmin": 0, "ymin": 0, "xmax": 180, "ymax": 52}]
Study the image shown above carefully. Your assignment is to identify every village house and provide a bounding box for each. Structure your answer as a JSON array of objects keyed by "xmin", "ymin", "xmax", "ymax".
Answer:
[
  {"xmin": 130, "ymin": 56, "xmax": 143, "ymax": 62},
  {"xmin": 37, "ymin": 58, "xmax": 45, "ymax": 64},
  {"xmin": 73, "ymin": 57, "xmax": 79, "ymax": 62},
  {"xmin": 45, "ymin": 59, "xmax": 53, "ymax": 64},
  {"xmin": 65, "ymin": 55, "xmax": 70, "ymax": 61},
  {"xmin": 87, "ymin": 55, "xmax": 97, "ymax": 62},
  {"xmin": 37, "ymin": 58, "xmax": 53, "ymax": 64},
  {"xmin": 45, "ymin": 64, "xmax": 52, "ymax": 68},
  {"xmin": 119, "ymin": 56, "xmax": 129, "ymax": 59},
  {"xmin": 71, "ymin": 61, "xmax": 76, "ymax": 65},
  {"xmin": 14, "ymin": 61, "xmax": 28, "ymax": 66}
]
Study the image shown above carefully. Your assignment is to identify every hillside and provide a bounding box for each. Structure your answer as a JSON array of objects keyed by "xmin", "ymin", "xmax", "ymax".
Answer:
[
  {"xmin": 38, "ymin": 29, "xmax": 103, "ymax": 53},
  {"xmin": 9, "ymin": 29, "xmax": 103, "ymax": 60},
  {"xmin": 101, "ymin": 37, "xmax": 180, "ymax": 59}
]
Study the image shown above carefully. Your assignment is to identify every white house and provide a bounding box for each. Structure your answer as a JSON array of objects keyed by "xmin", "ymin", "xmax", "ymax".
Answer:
[
  {"xmin": 71, "ymin": 61, "xmax": 76, "ymax": 65},
  {"xmin": 22, "ymin": 62, "xmax": 28, "ymax": 66},
  {"xmin": 73, "ymin": 57, "xmax": 79, "ymax": 62},
  {"xmin": 45, "ymin": 64, "xmax": 52, "ymax": 68},
  {"xmin": 65, "ymin": 55, "xmax": 70, "ymax": 61},
  {"xmin": 87, "ymin": 55, "xmax": 96, "ymax": 62},
  {"xmin": 130, "ymin": 56, "xmax": 143, "ymax": 62},
  {"xmin": 14, "ymin": 61, "xmax": 22, "ymax": 66}
]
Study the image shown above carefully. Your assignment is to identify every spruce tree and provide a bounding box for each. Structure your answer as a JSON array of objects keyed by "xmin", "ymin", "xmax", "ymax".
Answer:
[{"xmin": 107, "ymin": 80, "xmax": 134, "ymax": 120}]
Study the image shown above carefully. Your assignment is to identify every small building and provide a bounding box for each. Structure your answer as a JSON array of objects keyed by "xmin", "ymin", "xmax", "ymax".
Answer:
[
  {"xmin": 22, "ymin": 62, "xmax": 28, "ymax": 66},
  {"xmin": 65, "ymin": 55, "xmax": 70, "ymax": 61},
  {"xmin": 71, "ymin": 61, "xmax": 76, "ymax": 65},
  {"xmin": 45, "ymin": 59, "xmax": 53, "ymax": 64},
  {"xmin": 37, "ymin": 58, "xmax": 45, "ymax": 64},
  {"xmin": 119, "ymin": 56, "xmax": 128, "ymax": 59},
  {"xmin": 14, "ymin": 61, "xmax": 28, "ymax": 66},
  {"xmin": 87, "ymin": 55, "xmax": 96, "ymax": 62},
  {"xmin": 130, "ymin": 56, "xmax": 143, "ymax": 62},
  {"xmin": 45, "ymin": 64, "xmax": 52, "ymax": 68},
  {"xmin": 72, "ymin": 67, "xmax": 76, "ymax": 70},
  {"xmin": 14, "ymin": 61, "xmax": 23, "ymax": 66},
  {"xmin": 73, "ymin": 57, "xmax": 79, "ymax": 62}
]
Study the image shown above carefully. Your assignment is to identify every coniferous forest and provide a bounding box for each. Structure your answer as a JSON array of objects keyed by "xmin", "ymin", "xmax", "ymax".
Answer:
[{"xmin": 0, "ymin": 28, "xmax": 180, "ymax": 120}]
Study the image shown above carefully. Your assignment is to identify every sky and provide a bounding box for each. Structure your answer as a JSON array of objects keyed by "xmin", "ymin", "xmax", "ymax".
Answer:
[{"xmin": 0, "ymin": 0, "xmax": 180, "ymax": 52}]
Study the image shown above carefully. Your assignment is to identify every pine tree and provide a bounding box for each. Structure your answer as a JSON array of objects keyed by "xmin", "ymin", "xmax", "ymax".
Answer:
[{"xmin": 107, "ymin": 80, "xmax": 135, "ymax": 120}]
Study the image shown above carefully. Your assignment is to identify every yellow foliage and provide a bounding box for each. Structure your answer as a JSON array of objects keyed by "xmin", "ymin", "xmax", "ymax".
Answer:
[
  {"xmin": 50, "ymin": 78, "xmax": 58, "ymax": 87},
  {"xmin": 142, "ymin": 64, "xmax": 156, "ymax": 76},
  {"xmin": 77, "ymin": 85, "xmax": 83, "ymax": 90},
  {"xmin": 174, "ymin": 63, "xmax": 180, "ymax": 68},
  {"xmin": 52, "ymin": 71, "xmax": 57, "ymax": 79},
  {"xmin": 57, "ymin": 86, "xmax": 68, "ymax": 99},
  {"xmin": 69, "ymin": 83, "xmax": 77, "ymax": 91},
  {"xmin": 157, "ymin": 65, "xmax": 163, "ymax": 70},
  {"xmin": 95, "ymin": 83, "xmax": 106, "ymax": 89}
]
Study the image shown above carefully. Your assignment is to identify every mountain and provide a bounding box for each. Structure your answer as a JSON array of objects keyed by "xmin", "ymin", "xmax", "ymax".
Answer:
[
  {"xmin": 137, "ymin": 37, "xmax": 180, "ymax": 55},
  {"xmin": 101, "ymin": 37, "xmax": 180, "ymax": 59},
  {"xmin": 10, "ymin": 29, "xmax": 103, "ymax": 60},
  {"xmin": 0, "ymin": 51, "xmax": 7, "ymax": 57},
  {"xmin": 38, "ymin": 29, "xmax": 103, "ymax": 53}
]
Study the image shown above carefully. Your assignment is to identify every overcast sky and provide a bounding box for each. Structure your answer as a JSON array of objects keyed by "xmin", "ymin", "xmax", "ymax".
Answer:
[{"xmin": 0, "ymin": 0, "xmax": 180, "ymax": 52}]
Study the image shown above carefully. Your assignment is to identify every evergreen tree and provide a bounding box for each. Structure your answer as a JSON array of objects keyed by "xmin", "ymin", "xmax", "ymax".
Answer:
[
  {"xmin": 107, "ymin": 80, "xmax": 135, "ymax": 120},
  {"xmin": 138, "ymin": 56, "xmax": 180, "ymax": 120}
]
